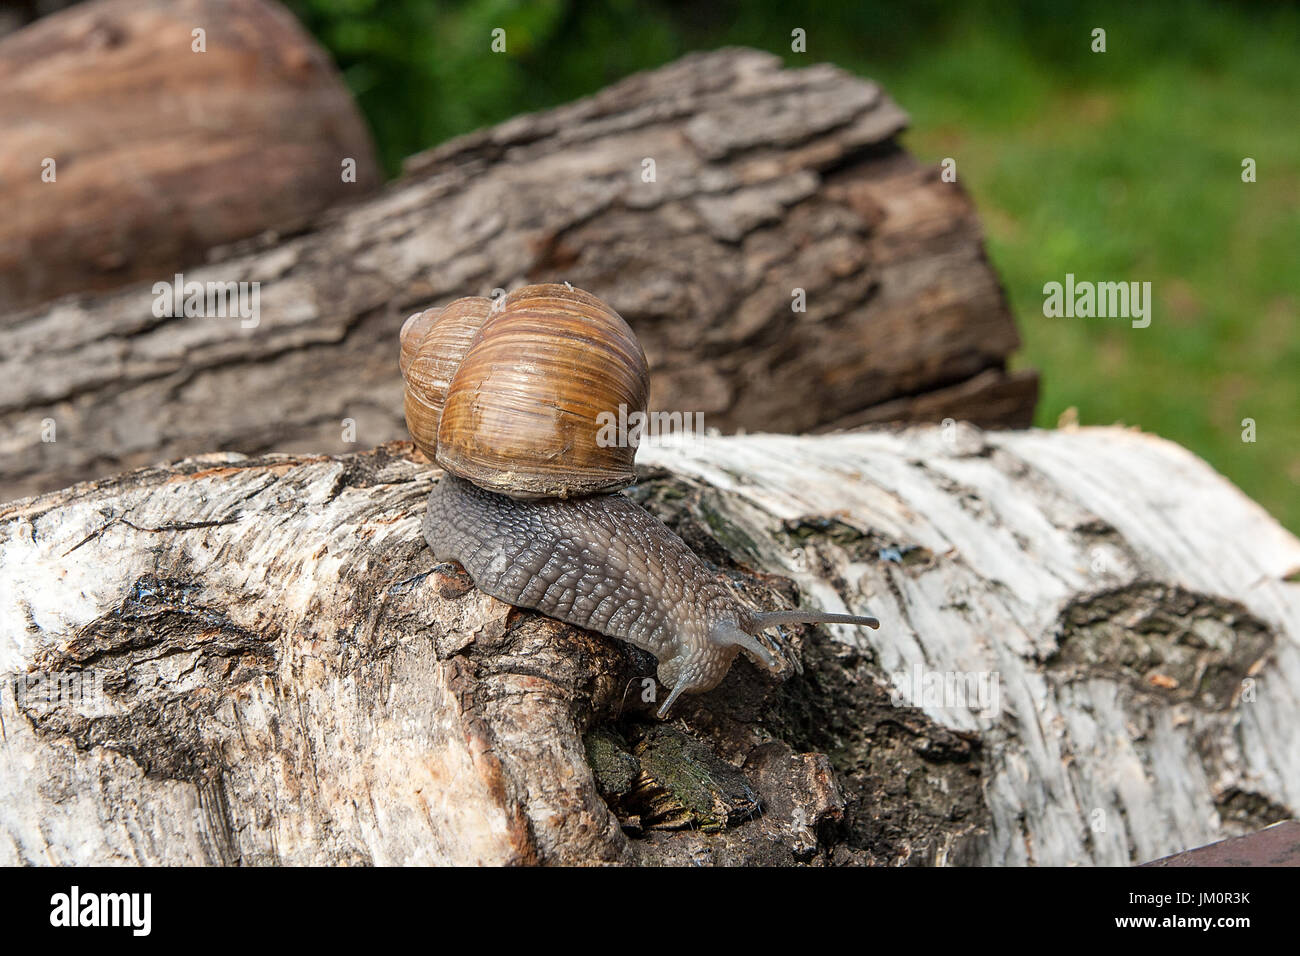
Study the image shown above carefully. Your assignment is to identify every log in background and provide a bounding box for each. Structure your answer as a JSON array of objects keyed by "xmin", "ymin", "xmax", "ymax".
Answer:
[
  {"xmin": 0, "ymin": 47, "xmax": 1036, "ymax": 504},
  {"xmin": 0, "ymin": 0, "xmax": 381, "ymax": 314}
]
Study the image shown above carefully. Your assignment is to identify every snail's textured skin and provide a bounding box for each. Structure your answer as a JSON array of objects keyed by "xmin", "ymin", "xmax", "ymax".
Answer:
[{"xmin": 424, "ymin": 475, "xmax": 790, "ymax": 714}]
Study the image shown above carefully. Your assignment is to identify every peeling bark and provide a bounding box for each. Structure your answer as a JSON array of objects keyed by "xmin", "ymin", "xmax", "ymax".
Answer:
[
  {"xmin": 2, "ymin": 426, "xmax": 1296, "ymax": 865},
  {"xmin": 0, "ymin": 47, "xmax": 1034, "ymax": 503}
]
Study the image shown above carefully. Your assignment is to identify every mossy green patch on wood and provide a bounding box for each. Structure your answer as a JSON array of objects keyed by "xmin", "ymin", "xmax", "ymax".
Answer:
[
  {"xmin": 624, "ymin": 724, "xmax": 761, "ymax": 832},
  {"xmin": 583, "ymin": 727, "xmax": 640, "ymax": 797}
]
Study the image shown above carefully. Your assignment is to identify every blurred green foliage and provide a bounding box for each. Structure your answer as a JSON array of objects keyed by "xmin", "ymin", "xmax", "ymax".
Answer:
[{"xmin": 286, "ymin": 0, "xmax": 1300, "ymax": 533}]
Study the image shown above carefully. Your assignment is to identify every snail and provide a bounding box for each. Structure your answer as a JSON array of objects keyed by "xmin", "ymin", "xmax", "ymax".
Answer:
[{"xmin": 404, "ymin": 283, "xmax": 880, "ymax": 717}]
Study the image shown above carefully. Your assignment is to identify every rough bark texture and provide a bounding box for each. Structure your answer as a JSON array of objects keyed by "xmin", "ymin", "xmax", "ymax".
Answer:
[
  {"xmin": 0, "ymin": 0, "xmax": 380, "ymax": 313},
  {"xmin": 0, "ymin": 47, "xmax": 1036, "ymax": 504},
  {"xmin": 0, "ymin": 1, "xmax": 82, "ymax": 42},
  {"xmin": 2, "ymin": 426, "xmax": 1296, "ymax": 866}
]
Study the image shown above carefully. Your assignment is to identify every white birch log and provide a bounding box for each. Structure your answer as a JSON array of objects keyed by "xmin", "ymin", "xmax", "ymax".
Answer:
[{"xmin": 0, "ymin": 426, "xmax": 1296, "ymax": 865}]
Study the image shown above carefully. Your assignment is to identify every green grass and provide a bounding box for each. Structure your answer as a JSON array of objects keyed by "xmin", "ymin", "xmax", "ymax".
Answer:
[
  {"xmin": 289, "ymin": 0, "xmax": 1300, "ymax": 534},
  {"xmin": 840, "ymin": 4, "xmax": 1300, "ymax": 534}
]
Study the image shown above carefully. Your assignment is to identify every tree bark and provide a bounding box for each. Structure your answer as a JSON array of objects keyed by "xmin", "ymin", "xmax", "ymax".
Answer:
[
  {"xmin": 0, "ymin": 0, "xmax": 380, "ymax": 313},
  {"xmin": 2, "ymin": 425, "xmax": 1295, "ymax": 865},
  {"xmin": 0, "ymin": 47, "xmax": 1036, "ymax": 504}
]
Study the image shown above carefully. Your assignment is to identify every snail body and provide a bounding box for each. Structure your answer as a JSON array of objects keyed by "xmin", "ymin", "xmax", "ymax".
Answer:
[{"xmin": 404, "ymin": 284, "xmax": 879, "ymax": 716}]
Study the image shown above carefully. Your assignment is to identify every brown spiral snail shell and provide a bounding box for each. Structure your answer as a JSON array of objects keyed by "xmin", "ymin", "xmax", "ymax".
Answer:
[{"xmin": 403, "ymin": 283, "xmax": 879, "ymax": 716}]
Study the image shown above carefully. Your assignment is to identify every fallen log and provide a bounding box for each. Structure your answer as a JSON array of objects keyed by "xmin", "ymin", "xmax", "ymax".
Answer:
[
  {"xmin": 0, "ymin": 47, "xmax": 1036, "ymax": 503},
  {"xmin": 1, "ymin": 425, "xmax": 1295, "ymax": 865}
]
